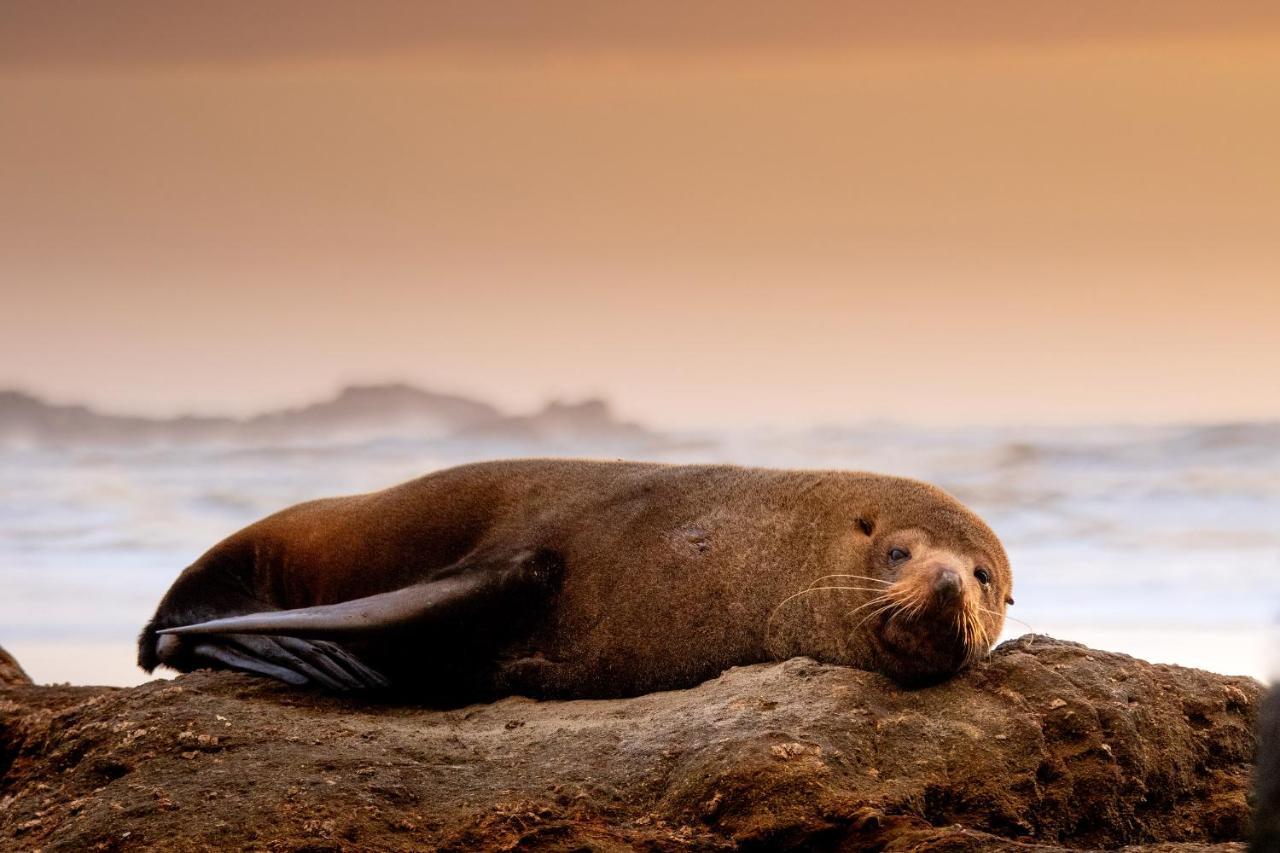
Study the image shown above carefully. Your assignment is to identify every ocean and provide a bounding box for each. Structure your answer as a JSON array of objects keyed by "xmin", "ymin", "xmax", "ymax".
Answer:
[{"xmin": 3, "ymin": 423, "xmax": 1278, "ymax": 686}]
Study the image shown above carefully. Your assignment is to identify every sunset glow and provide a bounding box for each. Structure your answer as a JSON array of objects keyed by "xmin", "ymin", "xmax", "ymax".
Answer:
[{"xmin": 3, "ymin": 2, "xmax": 1278, "ymax": 427}]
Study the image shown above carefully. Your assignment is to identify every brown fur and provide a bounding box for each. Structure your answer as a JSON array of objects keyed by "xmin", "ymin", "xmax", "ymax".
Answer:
[{"xmin": 140, "ymin": 459, "xmax": 1012, "ymax": 699}]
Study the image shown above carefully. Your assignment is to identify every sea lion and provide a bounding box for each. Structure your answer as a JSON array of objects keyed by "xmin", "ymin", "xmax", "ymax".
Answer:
[{"xmin": 139, "ymin": 459, "xmax": 1013, "ymax": 700}]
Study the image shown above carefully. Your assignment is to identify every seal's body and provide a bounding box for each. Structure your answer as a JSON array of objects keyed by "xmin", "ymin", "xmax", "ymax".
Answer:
[{"xmin": 140, "ymin": 460, "xmax": 1012, "ymax": 699}]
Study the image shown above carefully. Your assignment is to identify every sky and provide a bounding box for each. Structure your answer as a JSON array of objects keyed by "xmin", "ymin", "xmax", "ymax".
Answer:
[{"xmin": 2, "ymin": 2, "xmax": 1278, "ymax": 428}]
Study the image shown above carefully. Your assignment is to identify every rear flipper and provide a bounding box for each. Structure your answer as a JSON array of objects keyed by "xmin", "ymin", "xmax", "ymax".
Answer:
[
  {"xmin": 154, "ymin": 547, "xmax": 563, "ymax": 691},
  {"xmin": 184, "ymin": 636, "xmax": 390, "ymax": 690}
]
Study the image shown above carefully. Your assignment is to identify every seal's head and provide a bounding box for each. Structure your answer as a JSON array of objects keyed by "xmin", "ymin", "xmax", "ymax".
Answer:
[{"xmin": 855, "ymin": 478, "xmax": 1012, "ymax": 686}]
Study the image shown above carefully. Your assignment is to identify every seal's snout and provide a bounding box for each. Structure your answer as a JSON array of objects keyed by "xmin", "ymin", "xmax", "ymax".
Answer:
[{"xmin": 932, "ymin": 567, "xmax": 962, "ymax": 600}]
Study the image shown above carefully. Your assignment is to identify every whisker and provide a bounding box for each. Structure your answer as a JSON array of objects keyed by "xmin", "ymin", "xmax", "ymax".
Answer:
[
  {"xmin": 789, "ymin": 585, "xmax": 888, "ymax": 595},
  {"xmin": 975, "ymin": 606, "xmax": 1034, "ymax": 634},
  {"xmin": 855, "ymin": 606, "xmax": 896, "ymax": 631},
  {"xmin": 778, "ymin": 585, "xmax": 888, "ymax": 606},
  {"xmin": 768, "ymin": 586, "xmax": 887, "ymax": 627},
  {"xmin": 855, "ymin": 600, "xmax": 900, "ymax": 631},
  {"xmin": 1003, "ymin": 616, "xmax": 1035, "ymax": 633},
  {"xmin": 844, "ymin": 594, "xmax": 894, "ymax": 621},
  {"xmin": 900, "ymin": 588, "xmax": 928, "ymax": 620},
  {"xmin": 899, "ymin": 587, "xmax": 928, "ymax": 615},
  {"xmin": 846, "ymin": 593, "xmax": 888, "ymax": 610},
  {"xmin": 804, "ymin": 574, "xmax": 891, "ymax": 587},
  {"xmin": 855, "ymin": 592, "xmax": 896, "ymax": 617},
  {"xmin": 953, "ymin": 601, "xmax": 971, "ymax": 648},
  {"xmin": 965, "ymin": 601, "xmax": 995, "ymax": 662}
]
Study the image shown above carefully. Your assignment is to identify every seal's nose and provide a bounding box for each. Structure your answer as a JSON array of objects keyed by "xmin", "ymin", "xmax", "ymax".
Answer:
[{"xmin": 932, "ymin": 568, "xmax": 962, "ymax": 600}]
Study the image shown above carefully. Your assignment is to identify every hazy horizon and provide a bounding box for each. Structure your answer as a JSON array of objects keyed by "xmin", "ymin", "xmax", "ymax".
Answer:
[{"xmin": 6, "ymin": 379, "xmax": 1280, "ymax": 434}]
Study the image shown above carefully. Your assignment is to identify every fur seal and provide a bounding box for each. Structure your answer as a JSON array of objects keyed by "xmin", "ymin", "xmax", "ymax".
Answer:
[{"xmin": 139, "ymin": 459, "xmax": 1013, "ymax": 699}]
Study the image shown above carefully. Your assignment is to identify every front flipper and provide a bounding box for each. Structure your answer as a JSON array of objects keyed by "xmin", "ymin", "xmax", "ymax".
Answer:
[{"xmin": 159, "ymin": 547, "xmax": 563, "ymax": 690}]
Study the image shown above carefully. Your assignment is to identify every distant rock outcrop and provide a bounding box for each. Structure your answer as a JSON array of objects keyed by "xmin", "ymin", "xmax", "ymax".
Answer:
[
  {"xmin": 237, "ymin": 383, "xmax": 501, "ymax": 442},
  {"xmin": 0, "ymin": 385, "xmax": 658, "ymax": 448},
  {"xmin": 0, "ymin": 390, "xmax": 234, "ymax": 445},
  {"xmin": 461, "ymin": 397, "xmax": 655, "ymax": 447},
  {"xmin": 0, "ymin": 638, "xmax": 1259, "ymax": 851}
]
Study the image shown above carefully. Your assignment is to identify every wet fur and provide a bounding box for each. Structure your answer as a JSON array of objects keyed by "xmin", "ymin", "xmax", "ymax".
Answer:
[{"xmin": 140, "ymin": 459, "xmax": 1012, "ymax": 699}]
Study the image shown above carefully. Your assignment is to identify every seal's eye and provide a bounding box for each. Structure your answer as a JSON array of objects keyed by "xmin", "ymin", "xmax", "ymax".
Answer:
[
  {"xmin": 974, "ymin": 567, "xmax": 991, "ymax": 585},
  {"xmin": 888, "ymin": 548, "xmax": 910, "ymax": 563}
]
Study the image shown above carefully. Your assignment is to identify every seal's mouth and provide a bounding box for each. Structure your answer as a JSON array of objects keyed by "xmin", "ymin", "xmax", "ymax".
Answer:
[{"xmin": 869, "ymin": 575, "xmax": 990, "ymax": 685}]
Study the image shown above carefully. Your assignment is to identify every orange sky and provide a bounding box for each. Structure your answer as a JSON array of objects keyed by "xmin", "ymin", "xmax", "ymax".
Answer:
[{"xmin": 2, "ymin": 3, "xmax": 1278, "ymax": 427}]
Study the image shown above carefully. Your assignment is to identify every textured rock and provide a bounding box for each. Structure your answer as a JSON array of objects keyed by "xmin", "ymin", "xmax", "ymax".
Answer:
[
  {"xmin": 1254, "ymin": 685, "xmax": 1280, "ymax": 851},
  {"xmin": 0, "ymin": 637, "xmax": 1260, "ymax": 851},
  {"xmin": 0, "ymin": 646, "xmax": 31, "ymax": 688}
]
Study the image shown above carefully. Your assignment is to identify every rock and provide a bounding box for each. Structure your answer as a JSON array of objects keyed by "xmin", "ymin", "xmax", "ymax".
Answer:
[
  {"xmin": 0, "ymin": 646, "xmax": 31, "ymax": 687},
  {"xmin": 0, "ymin": 637, "xmax": 1260, "ymax": 851},
  {"xmin": 1254, "ymin": 685, "xmax": 1280, "ymax": 850}
]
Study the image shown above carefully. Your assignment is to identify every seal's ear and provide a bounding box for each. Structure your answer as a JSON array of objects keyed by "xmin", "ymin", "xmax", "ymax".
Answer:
[{"xmin": 856, "ymin": 517, "xmax": 875, "ymax": 536}]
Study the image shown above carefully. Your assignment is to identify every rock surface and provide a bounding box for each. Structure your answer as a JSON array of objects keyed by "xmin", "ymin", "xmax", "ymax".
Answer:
[
  {"xmin": 0, "ymin": 637, "xmax": 1260, "ymax": 851},
  {"xmin": 0, "ymin": 646, "xmax": 31, "ymax": 688},
  {"xmin": 1254, "ymin": 686, "xmax": 1280, "ymax": 850}
]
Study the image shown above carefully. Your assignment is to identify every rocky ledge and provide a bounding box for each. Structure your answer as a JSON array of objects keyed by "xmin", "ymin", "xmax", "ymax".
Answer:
[
  {"xmin": 0, "ymin": 637, "xmax": 1260, "ymax": 851},
  {"xmin": 0, "ymin": 648, "xmax": 31, "ymax": 688}
]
